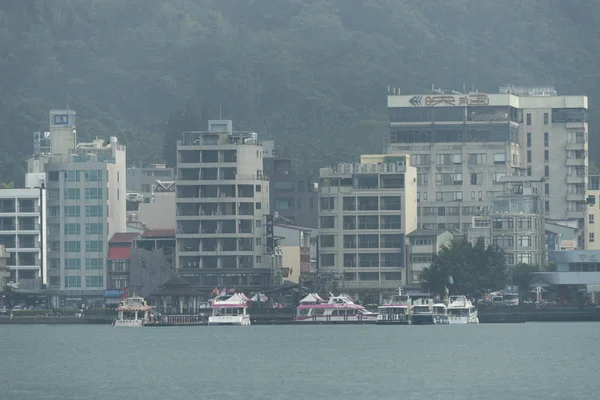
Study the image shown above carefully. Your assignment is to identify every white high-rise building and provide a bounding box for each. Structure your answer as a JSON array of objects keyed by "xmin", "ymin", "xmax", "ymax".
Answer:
[
  {"xmin": 317, "ymin": 154, "xmax": 417, "ymax": 303},
  {"xmin": 176, "ymin": 120, "xmax": 271, "ymax": 294},
  {"xmin": 387, "ymin": 86, "xmax": 588, "ymax": 249},
  {"xmin": 45, "ymin": 137, "xmax": 126, "ymax": 306},
  {"xmin": 0, "ymin": 188, "xmax": 47, "ymax": 288}
]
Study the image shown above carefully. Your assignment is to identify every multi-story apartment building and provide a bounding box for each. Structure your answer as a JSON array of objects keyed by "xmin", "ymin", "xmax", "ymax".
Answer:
[
  {"xmin": 585, "ymin": 175, "xmax": 600, "ymax": 250},
  {"xmin": 176, "ymin": 120, "xmax": 272, "ymax": 294},
  {"xmin": 387, "ymin": 86, "xmax": 588, "ymax": 244},
  {"xmin": 467, "ymin": 177, "xmax": 547, "ymax": 266},
  {"xmin": 0, "ymin": 188, "xmax": 46, "ymax": 288},
  {"xmin": 45, "ymin": 137, "xmax": 126, "ymax": 306},
  {"xmin": 318, "ymin": 154, "xmax": 417, "ymax": 303},
  {"xmin": 262, "ymin": 140, "xmax": 318, "ymax": 228},
  {"xmin": 405, "ymin": 229, "xmax": 453, "ymax": 285}
]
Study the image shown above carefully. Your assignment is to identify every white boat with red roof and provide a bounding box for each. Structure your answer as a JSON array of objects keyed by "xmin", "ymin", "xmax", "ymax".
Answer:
[
  {"xmin": 296, "ymin": 293, "xmax": 378, "ymax": 323},
  {"xmin": 208, "ymin": 293, "xmax": 251, "ymax": 326}
]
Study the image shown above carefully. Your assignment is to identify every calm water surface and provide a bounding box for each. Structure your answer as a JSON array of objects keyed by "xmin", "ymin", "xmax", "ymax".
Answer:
[{"xmin": 0, "ymin": 323, "xmax": 598, "ymax": 400}]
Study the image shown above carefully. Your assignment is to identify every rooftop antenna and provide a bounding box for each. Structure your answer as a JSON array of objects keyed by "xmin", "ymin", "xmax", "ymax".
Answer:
[
  {"xmin": 219, "ymin": 105, "xmax": 222, "ymax": 119},
  {"xmin": 66, "ymin": 91, "xmax": 70, "ymax": 109}
]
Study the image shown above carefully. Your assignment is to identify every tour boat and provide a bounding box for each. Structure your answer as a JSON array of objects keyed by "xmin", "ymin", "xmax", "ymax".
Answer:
[
  {"xmin": 208, "ymin": 293, "xmax": 251, "ymax": 326},
  {"xmin": 410, "ymin": 298, "xmax": 434, "ymax": 325},
  {"xmin": 432, "ymin": 303, "xmax": 449, "ymax": 325},
  {"xmin": 296, "ymin": 293, "xmax": 378, "ymax": 323},
  {"xmin": 376, "ymin": 290, "xmax": 412, "ymax": 325},
  {"xmin": 112, "ymin": 296, "xmax": 151, "ymax": 328},
  {"xmin": 447, "ymin": 295, "xmax": 479, "ymax": 324}
]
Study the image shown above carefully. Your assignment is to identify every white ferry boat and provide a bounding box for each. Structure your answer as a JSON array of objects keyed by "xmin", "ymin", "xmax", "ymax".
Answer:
[
  {"xmin": 447, "ymin": 295, "xmax": 479, "ymax": 324},
  {"xmin": 376, "ymin": 290, "xmax": 412, "ymax": 325},
  {"xmin": 208, "ymin": 293, "xmax": 251, "ymax": 326},
  {"xmin": 296, "ymin": 293, "xmax": 378, "ymax": 323},
  {"xmin": 112, "ymin": 296, "xmax": 151, "ymax": 328}
]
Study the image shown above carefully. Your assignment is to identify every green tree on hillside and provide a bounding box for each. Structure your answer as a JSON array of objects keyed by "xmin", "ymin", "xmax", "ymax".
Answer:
[{"xmin": 422, "ymin": 237, "xmax": 507, "ymax": 297}]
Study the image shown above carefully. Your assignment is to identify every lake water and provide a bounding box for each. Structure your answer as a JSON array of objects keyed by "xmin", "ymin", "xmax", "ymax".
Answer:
[{"xmin": 1, "ymin": 323, "xmax": 598, "ymax": 400}]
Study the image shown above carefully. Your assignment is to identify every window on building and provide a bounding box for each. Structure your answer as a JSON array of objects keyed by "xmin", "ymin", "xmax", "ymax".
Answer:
[
  {"xmin": 85, "ymin": 170, "xmax": 103, "ymax": 182},
  {"xmin": 255, "ymin": 220, "xmax": 262, "ymax": 228},
  {"xmin": 86, "ymin": 276, "xmax": 104, "ymax": 288},
  {"xmin": 86, "ymin": 258, "xmax": 103, "ymax": 270},
  {"xmin": 64, "ymin": 276, "xmax": 81, "ymax": 288},
  {"xmin": 412, "ymin": 154, "xmax": 430, "ymax": 166},
  {"xmin": 320, "ymin": 216, "xmax": 335, "ymax": 229},
  {"xmin": 65, "ymin": 171, "xmax": 80, "ymax": 182},
  {"xmin": 85, "ymin": 205, "xmax": 102, "ymax": 217},
  {"xmin": 64, "ymin": 258, "xmax": 81, "ymax": 270},
  {"xmin": 517, "ymin": 253, "xmax": 532, "ymax": 264},
  {"xmin": 85, "ymin": 188, "xmax": 103, "ymax": 200},
  {"xmin": 543, "ymin": 113, "xmax": 549, "ymax": 125},
  {"xmin": 493, "ymin": 173, "xmax": 506, "ymax": 183},
  {"xmin": 526, "ymin": 133, "xmax": 531, "ymax": 147},
  {"xmin": 64, "ymin": 206, "xmax": 80, "ymax": 217},
  {"xmin": 319, "ymin": 197, "xmax": 335, "ymax": 211},
  {"xmin": 589, "ymin": 232, "xmax": 595, "ymax": 243},
  {"xmin": 544, "ymin": 166, "xmax": 549, "ymax": 177},
  {"xmin": 518, "ymin": 235, "xmax": 532, "ymax": 248},
  {"xmin": 470, "ymin": 173, "xmax": 482, "ymax": 185},
  {"xmin": 467, "ymin": 154, "xmax": 487, "ymax": 165},
  {"xmin": 545, "ymin": 201, "xmax": 550, "ymax": 213},
  {"xmin": 526, "ymin": 113, "xmax": 531, "ymax": 125},
  {"xmin": 544, "ymin": 132, "xmax": 549, "ymax": 147},
  {"xmin": 527, "ymin": 167, "xmax": 532, "ymax": 176},
  {"xmin": 417, "ymin": 173, "xmax": 428, "ymax": 186},
  {"xmin": 527, "ymin": 151, "xmax": 531, "ymax": 163},
  {"xmin": 320, "ymin": 253, "xmax": 335, "ymax": 266},
  {"xmin": 85, "ymin": 240, "xmax": 103, "ymax": 252},
  {"xmin": 545, "ymin": 183, "xmax": 550, "ymax": 194},
  {"xmin": 544, "ymin": 150, "xmax": 549, "ymax": 162},
  {"xmin": 64, "ymin": 223, "xmax": 80, "ymax": 235},
  {"xmin": 64, "ymin": 188, "xmax": 80, "ymax": 200},
  {"xmin": 85, "ymin": 223, "xmax": 103, "ymax": 235},
  {"xmin": 589, "ymin": 214, "xmax": 594, "ymax": 224},
  {"xmin": 320, "ymin": 235, "xmax": 335, "ymax": 248},
  {"xmin": 493, "ymin": 153, "xmax": 506, "ymax": 164}
]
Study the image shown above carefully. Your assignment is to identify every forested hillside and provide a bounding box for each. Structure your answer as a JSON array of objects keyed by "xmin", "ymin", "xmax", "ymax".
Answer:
[{"xmin": 1, "ymin": 0, "xmax": 600, "ymax": 184}]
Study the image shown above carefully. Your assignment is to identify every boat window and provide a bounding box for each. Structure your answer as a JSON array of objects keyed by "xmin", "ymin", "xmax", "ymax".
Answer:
[
  {"xmin": 314, "ymin": 308, "xmax": 324, "ymax": 316},
  {"xmin": 298, "ymin": 309, "xmax": 309, "ymax": 316}
]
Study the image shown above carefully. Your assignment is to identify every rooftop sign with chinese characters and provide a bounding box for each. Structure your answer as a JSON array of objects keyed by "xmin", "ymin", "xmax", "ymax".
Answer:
[
  {"xmin": 408, "ymin": 93, "xmax": 490, "ymax": 107},
  {"xmin": 388, "ymin": 93, "xmax": 519, "ymax": 109}
]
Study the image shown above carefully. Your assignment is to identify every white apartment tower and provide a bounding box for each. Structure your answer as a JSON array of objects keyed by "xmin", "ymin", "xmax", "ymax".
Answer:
[
  {"xmin": 176, "ymin": 120, "xmax": 271, "ymax": 293},
  {"xmin": 0, "ymin": 188, "xmax": 47, "ymax": 287},
  {"xmin": 45, "ymin": 137, "xmax": 126, "ymax": 304},
  {"xmin": 318, "ymin": 154, "xmax": 417, "ymax": 303},
  {"xmin": 387, "ymin": 86, "xmax": 588, "ymax": 246}
]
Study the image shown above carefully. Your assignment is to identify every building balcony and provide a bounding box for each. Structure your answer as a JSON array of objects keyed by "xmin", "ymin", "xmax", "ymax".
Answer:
[
  {"xmin": 566, "ymin": 175, "xmax": 586, "ymax": 184},
  {"xmin": 565, "ymin": 142, "xmax": 587, "ymax": 151},
  {"xmin": 567, "ymin": 192, "xmax": 585, "ymax": 201},
  {"xmin": 566, "ymin": 158, "xmax": 586, "ymax": 166}
]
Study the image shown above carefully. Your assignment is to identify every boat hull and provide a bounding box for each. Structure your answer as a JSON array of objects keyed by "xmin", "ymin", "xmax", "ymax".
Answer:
[
  {"xmin": 295, "ymin": 315, "xmax": 377, "ymax": 323},
  {"xmin": 208, "ymin": 315, "xmax": 251, "ymax": 326},
  {"xmin": 376, "ymin": 314, "xmax": 409, "ymax": 325},
  {"xmin": 410, "ymin": 314, "xmax": 434, "ymax": 325},
  {"xmin": 112, "ymin": 319, "xmax": 145, "ymax": 328},
  {"xmin": 448, "ymin": 315, "xmax": 479, "ymax": 324}
]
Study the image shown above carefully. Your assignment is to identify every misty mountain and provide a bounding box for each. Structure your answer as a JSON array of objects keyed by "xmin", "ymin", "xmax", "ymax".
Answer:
[{"xmin": 1, "ymin": 0, "xmax": 599, "ymax": 183}]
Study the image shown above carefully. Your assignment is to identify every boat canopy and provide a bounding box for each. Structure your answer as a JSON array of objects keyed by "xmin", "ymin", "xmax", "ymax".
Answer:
[
  {"xmin": 250, "ymin": 293, "xmax": 269, "ymax": 302},
  {"xmin": 299, "ymin": 293, "xmax": 326, "ymax": 304}
]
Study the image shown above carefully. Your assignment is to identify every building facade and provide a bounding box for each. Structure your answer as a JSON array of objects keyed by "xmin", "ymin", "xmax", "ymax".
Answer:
[
  {"xmin": 585, "ymin": 175, "xmax": 600, "ymax": 250},
  {"xmin": 387, "ymin": 86, "xmax": 588, "ymax": 242},
  {"xmin": 405, "ymin": 229, "xmax": 453, "ymax": 285},
  {"xmin": 317, "ymin": 154, "xmax": 417, "ymax": 302},
  {"xmin": 274, "ymin": 223, "xmax": 313, "ymax": 283},
  {"xmin": 136, "ymin": 180, "xmax": 176, "ymax": 230},
  {"xmin": 126, "ymin": 164, "xmax": 174, "ymax": 201},
  {"xmin": 176, "ymin": 120, "xmax": 272, "ymax": 294},
  {"xmin": 263, "ymin": 140, "xmax": 318, "ymax": 228},
  {"xmin": 45, "ymin": 138, "xmax": 126, "ymax": 303},
  {"xmin": 0, "ymin": 188, "xmax": 46, "ymax": 288}
]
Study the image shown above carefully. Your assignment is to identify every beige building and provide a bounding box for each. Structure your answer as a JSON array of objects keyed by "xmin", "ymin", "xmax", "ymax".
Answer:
[
  {"xmin": 274, "ymin": 224, "xmax": 312, "ymax": 284},
  {"xmin": 318, "ymin": 154, "xmax": 417, "ymax": 303},
  {"xmin": 137, "ymin": 180, "xmax": 176, "ymax": 230},
  {"xmin": 585, "ymin": 176, "xmax": 600, "ymax": 249},
  {"xmin": 387, "ymin": 86, "xmax": 588, "ymax": 245},
  {"xmin": 405, "ymin": 229, "xmax": 453, "ymax": 285},
  {"xmin": 175, "ymin": 120, "xmax": 272, "ymax": 294}
]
